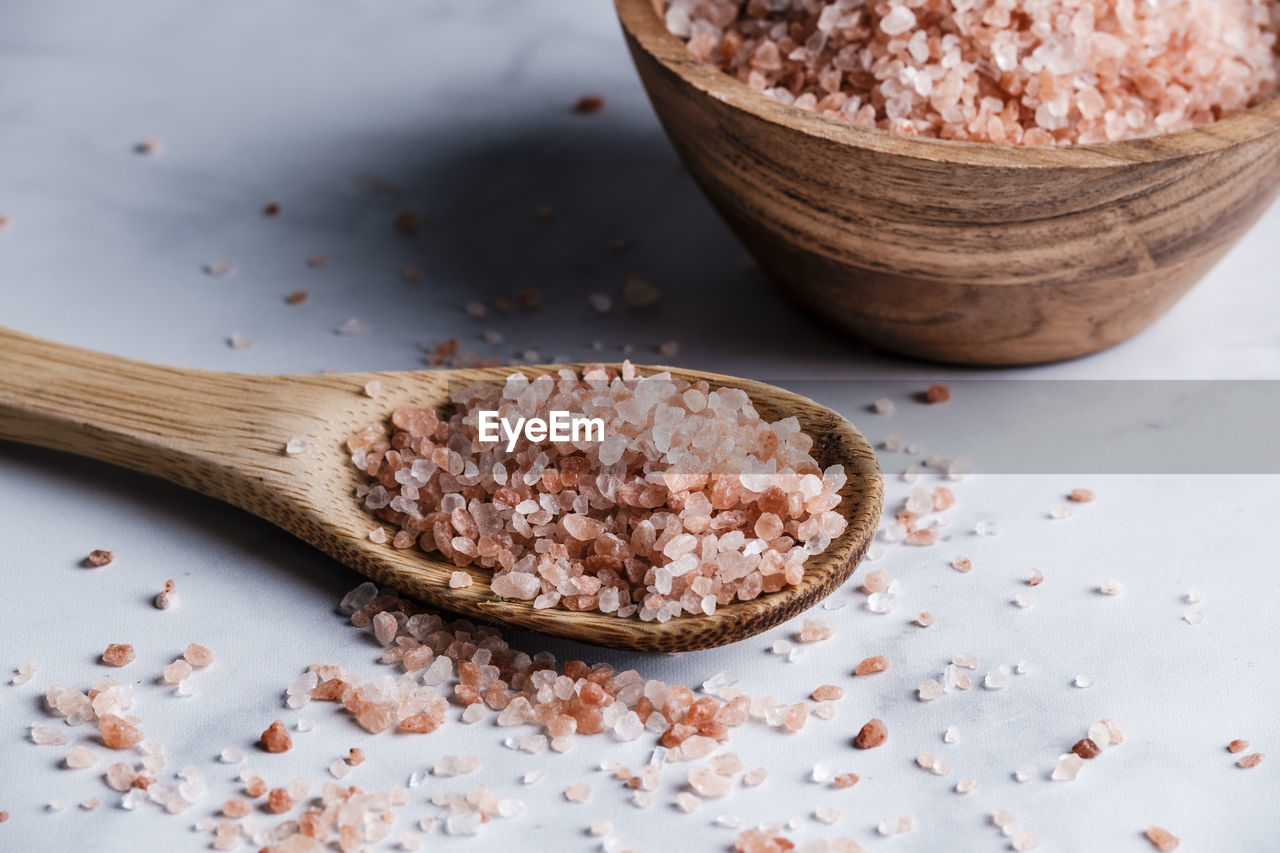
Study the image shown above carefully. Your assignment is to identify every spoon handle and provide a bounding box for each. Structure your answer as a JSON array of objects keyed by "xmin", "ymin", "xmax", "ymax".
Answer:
[{"xmin": 0, "ymin": 325, "xmax": 304, "ymax": 506}]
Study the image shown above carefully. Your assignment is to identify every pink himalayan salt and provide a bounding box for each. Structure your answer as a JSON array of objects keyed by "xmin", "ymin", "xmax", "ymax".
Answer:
[
  {"xmin": 163, "ymin": 660, "xmax": 192, "ymax": 684},
  {"xmin": 1146, "ymin": 826, "xmax": 1181, "ymax": 851},
  {"xmin": 905, "ymin": 527, "xmax": 940, "ymax": 546},
  {"xmin": 1237, "ymin": 753, "xmax": 1264, "ymax": 769},
  {"xmin": 105, "ymin": 762, "xmax": 136, "ymax": 792},
  {"xmin": 743, "ymin": 767, "xmax": 768, "ymax": 787},
  {"xmin": 65, "ymin": 745, "xmax": 100, "ymax": 769},
  {"xmin": 85, "ymin": 549, "xmax": 114, "ymax": 568},
  {"xmin": 99, "ymin": 715, "xmax": 143, "ymax": 749},
  {"xmin": 1228, "ymin": 739, "xmax": 1250, "ymax": 753},
  {"xmin": 564, "ymin": 782, "xmax": 591, "ymax": 803},
  {"xmin": 183, "ymin": 643, "xmax": 214, "ymax": 667},
  {"xmin": 449, "ymin": 571, "xmax": 473, "ymax": 589},
  {"xmin": 689, "ymin": 766, "xmax": 733, "ymax": 797},
  {"xmin": 855, "ymin": 718, "xmax": 887, "ymax": 749},
  {"xmin": 854, "ymin": 655, "xmax": 889, "ymax": 676},
  {"xmin": 811, "ymin": 684, "xmax": 843, "ymax": 701},
  {"xmin": 102, "ymin": 644, "xmax": 135, "ymax": 667},
  {"xmin": 348, "ymin": 365, "xmax": 848, "ymax": 622},
  {"xmin": 797, "ymin": 618, "xmax": 833, "ymax": 642},
  {"xmin": 259, "ymin": 720, "xmax": 292, "ymax": 753},
  {"xmin": 863, "ymin": 569, "xmax": 889, "ymax": 593},
  {"xmin": 664, "ymin": 0, "xmax": 1280, "ymax": 146},
  {"xmin": 951, "ymin": 556, "xmax": 972, "ymax": 573}
]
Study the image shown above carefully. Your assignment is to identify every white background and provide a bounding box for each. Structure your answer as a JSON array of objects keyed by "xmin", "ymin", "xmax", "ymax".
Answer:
[{"xmin": 1, "ymin": 1, "xmax": 1278, "ymax": 850}]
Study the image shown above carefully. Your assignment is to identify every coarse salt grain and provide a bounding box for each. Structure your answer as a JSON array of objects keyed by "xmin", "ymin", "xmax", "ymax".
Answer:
[
  {"xmin": 348, "ymin": 365, "xmax": 847, "ymax": 621},
  {"xmin": 564, "ymin": 782, "xmax": 591, "ymax": 803},
  {"xmin": 1145, "ymin": 826, "xmax": 1181, "ymax": 851},
  {"xmin": 85, "ymin": 549, "xmax": 114, "ymax": 568}
]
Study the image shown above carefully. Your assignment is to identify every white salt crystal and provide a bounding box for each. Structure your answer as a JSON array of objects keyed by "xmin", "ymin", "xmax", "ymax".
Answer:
[
  {"xmin": 522, "ymin": 770, "xmax": 545, "ymax": 785},
  {"xmin": 814, "ymin": 805, "xmax": 841, "ymax": 824},
  {"xmin": 955, "ymin": 778, "xmax": 979, "ymax": 794},
  {"xmin": 1012, "ymin": 594, "xmax": 1034, "ymax": 608},
  {"xmin": 810, "ymin": 761, "xmax": 835, "ymax": 783},
  {"xmin": 983, "ymin": 670, "xmax": 1010, "ymax": 690},
  {"xmin": 873, "ymin": 398, "xmax": 896, "ymax": 415},
  {"xmin": 1051, "ymin": 753, "xmax": 1084, "ymax": 781},
  {"xmin": 917, "ymin": 679, "xmax": 944, "ymax": 701},
  {"xmin": 220, "ymin": 746, "xmax": 245, "ymax": 764},
  {"xmin": 295, "ymin": 719, "xmax": 314, "ymax": 732},
  {"xmin": 714, "ymin": 815, "xmax": 741, "ymax": 828},
  {"xmin": 1184, "ymin": 610, "xmax": 1204, "ymax": 625},
  {"xmin": 1013, "ymin": 765, "xmax": 1035, "ymax": 782},
  {"xmin": 867, "ymin": 592, "xmax": 897, "ymax": 614},
  {"xmin": 1074, "ymin": 674, "xmax": 1093, "ymax": 688},
  {"xmin": 943, "ymin": 726, "xmax": 959, "ymax": 744},
  {"xmin": 1098, "ymin": 578, "xmax": 1124, "ymax": 596},
  {"xmin": 951, "ymin": 652, "xmax": 978, "ymax": 669},
  {"xmin": 328, "ymin": 759, "xmax": 350, "ymax": 779},
  {"xmin": 336, "ymin": 317, "xmax": 368, "ymax": 335},
  {"xmin": 1185, "ymin": 588, "xmax": 1203, "ymax": 604},
  {"xmin": 284, "ymin": 436, "xmax": 309, "ymax": 456}
]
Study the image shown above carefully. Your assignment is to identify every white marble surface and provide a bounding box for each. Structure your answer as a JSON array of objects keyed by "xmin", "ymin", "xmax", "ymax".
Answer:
[{"xmin": 1, "ymin": 1, "xmax": 1278, "ymax": 851}]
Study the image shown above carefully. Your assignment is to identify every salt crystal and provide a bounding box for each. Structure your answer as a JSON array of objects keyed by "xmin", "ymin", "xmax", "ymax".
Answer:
[
  {"xmin": 1050, "ymin": 506, "xmax": 1073, "ymax": 519},
  {"xmin": 65, "ymin": 745, "xmax": 99, "ymax": 769},
  {"xmin": 872, "ymin": 398, "xmax": 895, "ymax": 415},
  {"xmin": 1051, "ymin": 753, "xmax": 1084, "ymax": 781},
  {"xmin": 522, "ymin": 769, "xmax": 545, "ymax": 785},
  {"xmin": 951, "ymin": 653, "xmax": 978, "ymax": 669},
  {"xmin": 944, "ymin": 726, "xmax": 958, "ymax": 744},
  {"xmin": 1184, "ymin": 610, "xmax": 1204, "ymax": 625},
  {"xmin": 867, "ymin": 592, "xmax": 896, "ymax": 614},
  {"xmin": 1145, "ymin": 826, "xmax": 1181, "ymax": 852},
  {"xmin": 955, "ymin": 778, "xmax": 979, "ymax": 794},
  {"xmin": 1098, "ymin": 579, "xmax": 1124, "ymax": 596},
  {"xmin": 1074, "ymin": 674, "xmax": 1093, "ymax": 688},
  {"xmin": 284, "ymin": 436, "xmax": 309, "ymax": 456},
  {"xmin": 564, "ymin": 782, "xmax": 592, "ymax": 803},
  {"xmin": 814, "ymin": 806, "xmax": 841, "ymax": 824},
  {"xmin": 1185, "ymin": 588, "xmax": 1203, "ymax": 604},
  {"xmin": 1013, "ymin": 594, "xmax": 1034, "ymax": 608},
  {"xmin": 1013, "ymin": 765, "xmax": 1035, "ymax": 782},
  {"xmin": 810, "ymin": 761, "xmax": 835, "ymax": 783},
  {"xmin": 983, "ymin": 670, "xmax": 1010, "ymax": 690},
  {"xmin": 917, "ymin": 680, "xmax": 944, "ymax": 701}
]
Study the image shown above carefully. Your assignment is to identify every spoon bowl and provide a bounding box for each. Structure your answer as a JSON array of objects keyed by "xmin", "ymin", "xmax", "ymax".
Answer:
[{"xmin": 0, "ymin": 326, "xmax": 883, "ymax": 652}]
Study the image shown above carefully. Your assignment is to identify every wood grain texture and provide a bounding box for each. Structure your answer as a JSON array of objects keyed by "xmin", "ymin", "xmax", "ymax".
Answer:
[
  {"xmin": 0, "ymin": 326, "xmax": 883, "ymax": 652},
  {"xmin": 615, "ymin": 0, "xmax": 1280, "ymax": 365}
]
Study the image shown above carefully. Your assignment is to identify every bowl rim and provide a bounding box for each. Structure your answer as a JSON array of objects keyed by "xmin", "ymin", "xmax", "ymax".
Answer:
[{"xmin": 615, "ymin": 0, "xmax": 1280, "ymax": 169}]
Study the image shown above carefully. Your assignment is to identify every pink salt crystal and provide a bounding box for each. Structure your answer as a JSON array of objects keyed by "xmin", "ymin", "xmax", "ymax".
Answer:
[
  {"xmin": 99, "ymin": 715, "xmax": 143, "ymax": 749},
  {"xmin": 951, "ymin": 557, "xmax": 972, "ymax": 573},
  {"xmin": 854, "ymin": 718, "xmax": 887, "ymax": 750},
  {"xmin": 564, "ymin": 782, "xmax": 591, "ymax": 804},
  {"xmin": 449, "ymin": 571, "xmax": 473, "ymax": 589},
  {"xmin": 372, "ymin": 612, "xmax": 398, "ymax": 646},
  {"xmin": 915, "ymin": 612, "xmax": 935, "ymax": 628},
  {"xmin": 1228, "ymin": 739, "xmax": 1250, "ymax": 754},
  {"xmin": 904, "ymin": 527, "xmax": 940, "ymax": 546},
  {"xmin": 675, "ymin": 791, "xmax": 700, "ymax": 812},
  {"xmin": 259, "ymin": 719, "xmax": 292, "ymax": 753},
  {"xmin": 811, "ymin": 685, "xmax": 843, "ymax": 701},
  {"xmin": 105, "ymin": 762, "xmax": 137, "ymax": 791},
  {"xmin": 1013, "ymin": 829, "xmax": 1040, "ymax": 851},
  {"xmin": 854, "ymin": 655, "xmax": 889, "ymax": 676},
  {"xmin": 85, "ymin": 549, "xmax": 114, "ymax": 568},
  {"xmin": 781, "ymin": 703, "xmax": 808, "ymax": 732},
  {"xmin": 183, "ymin": 643, "xmax": 214, "ymax": 667},
  {"xmin": 1237, "ymin": 753, "xmax": 1264, "ymax": 769},
  {"xmin": 163, "ymin": 659, "xmax": 193, "ymax": 683},
  {"xmin": 267, "ymin": 787, "xmax": 293, "ymax": 814},
  {"xmin": 65, "ymin": 746, "xmax": 99, "ymax": 769},
  {"xmin": 863, "ymin": 570, "xmax": 889, "ymax": 593},
  {"xmin": 1145, "ymin": 826, "xmax": 1181, "ymax": 851},
  {"xmin": 1027, "ymin": 570, "xmax": 1044, "ymax": 586},
  {"xmin": 917, "ymin": 679, "xmax": 944, "ymax": 701},
  {"xmin": 954, "ymin": 778, "xmax": 979, "ymax": 794},
  {"xmin": 1068, "ymin": 489, "xmax": 1095, "ymax": 503},
  {"xmin": 102, "ymin": 644, "xmax": 135, "ymax": 667},
  {"xmin": 797, "ymin": 619, "xmax": 832, "ymax": 643}
]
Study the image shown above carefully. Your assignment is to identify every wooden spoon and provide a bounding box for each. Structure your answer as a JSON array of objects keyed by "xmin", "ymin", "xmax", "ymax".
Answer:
[{"xmin": 0, "ymin": 326, "xmax": 883, "ymax": 652}]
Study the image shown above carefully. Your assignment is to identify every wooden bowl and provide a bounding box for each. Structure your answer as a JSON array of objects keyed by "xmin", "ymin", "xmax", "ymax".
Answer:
[{"xmin": 615, "ymin": 0, "xmax": 1280, "ymax": 365}]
